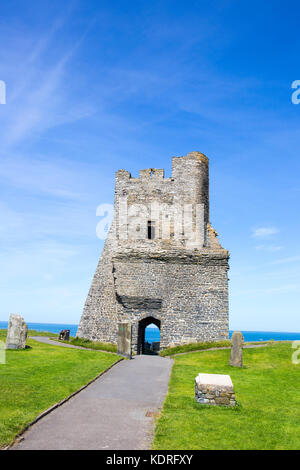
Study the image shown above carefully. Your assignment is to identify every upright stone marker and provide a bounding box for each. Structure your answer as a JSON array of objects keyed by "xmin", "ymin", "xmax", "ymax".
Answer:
[
  {"xmin": 117, "ymin": 322, "xmax": 132, "ymax": 358},
  {"xmin": 229, "ymin": 330, "xmax": 244, "ymax": 367},
  {"xmin": 6, "ymin": 314, "xmax": 28, "ymax": 350}
]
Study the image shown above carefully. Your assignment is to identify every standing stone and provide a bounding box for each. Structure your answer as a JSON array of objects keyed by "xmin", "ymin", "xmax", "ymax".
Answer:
[
  {"xmin": 229, "ymin": 330, "xmax": 244, "ymax": 367},
  {"xmin": 6, "ymin": 314, "xmax": 28, "ymax": 350},
  {"xmin": 117, "ymin": 322, "xmax": 132, "ymax": 358}
]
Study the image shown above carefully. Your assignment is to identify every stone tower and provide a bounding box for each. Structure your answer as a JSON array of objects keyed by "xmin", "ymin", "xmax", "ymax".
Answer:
[{"xmin": 77, "ymin": 152, "xmax": 229, "ymax": 353}]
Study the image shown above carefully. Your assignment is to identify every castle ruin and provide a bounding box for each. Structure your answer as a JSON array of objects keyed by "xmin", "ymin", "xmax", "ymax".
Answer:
[{"xmin": 77, "ymin": 151, "xmax": 229, "ymax": 353}]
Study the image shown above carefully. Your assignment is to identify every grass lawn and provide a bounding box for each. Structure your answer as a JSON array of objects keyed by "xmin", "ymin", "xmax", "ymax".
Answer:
[
  {"xmin": 0, "ymin": 329, "xmax": 119, "ymax": 448},
  {"xmin": 0, "ymin": 328, "xmax": 59, "ymax": 338},
  {"xmin": 153, "ymin": 342, "xmax": 300, "ymax": 450}
]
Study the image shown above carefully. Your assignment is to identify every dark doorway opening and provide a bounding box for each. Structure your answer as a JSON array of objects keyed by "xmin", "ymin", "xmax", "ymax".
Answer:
[{"xmin": 137, "ymin": 316, "xmax": 161, "ymax": 355}]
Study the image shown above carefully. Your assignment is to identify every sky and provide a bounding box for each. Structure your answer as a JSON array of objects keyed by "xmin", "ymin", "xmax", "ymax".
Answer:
[{"xmin": 0, "ymin": 0, "xmax": 299, "ymax": 332}]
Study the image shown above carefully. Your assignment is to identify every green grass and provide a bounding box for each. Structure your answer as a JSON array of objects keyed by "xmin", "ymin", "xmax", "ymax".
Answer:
[
  {"xmin": 153, "ymin": 342, "xmax": 300, "ymax": 450},
  {"xmin": 159, "ymin": 340, "xmax": 231, "ymax": 356},
  {"xmin": 0, "ymin": 330, "xmax": 119, "ymax": 448},
  {"xmin": 0, "ymin": 328, "xmax": 58, "ymax": 338},
  {"xmin": 53, "ymin": 336, "xmax": 117, "ymax": 353},
  {"xmin": 28, "ymin": 329, "xmax": 59, "ymax": 337}
]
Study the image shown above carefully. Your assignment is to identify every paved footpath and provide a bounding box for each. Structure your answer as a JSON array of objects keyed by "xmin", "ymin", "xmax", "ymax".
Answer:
[{"xmin": 13, "ymin": 352, "xmax": 173, "ymax": 450}]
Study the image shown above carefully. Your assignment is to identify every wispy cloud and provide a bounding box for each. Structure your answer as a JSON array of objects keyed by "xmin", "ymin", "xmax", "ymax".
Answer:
[
  {"xmin": 0, "ymin": 16, "xmax": 96, "ymax": 151},
  {"xmin": 0, "ymin": 155, "xmax": 89, "ymax": 200},
  {"xmin": 265, "ymin": 284, "xmax": 300, "ymax": 294},
  {"xmin": 272, "ymin": 256, "xmax": 300, "ymax": 265},
  {"xmin": 252, "ymin": 227, "xmax": 280, "ymax": 238},
  {"xmin": 233, "ymin": 283, "xmax": 300, "ymax": 296},
  {"xmin": 255, "ymin": 245, "xmax": 283, "ymax": 252}
]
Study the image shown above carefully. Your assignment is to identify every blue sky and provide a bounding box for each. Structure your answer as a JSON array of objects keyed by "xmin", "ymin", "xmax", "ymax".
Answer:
[{"xmin": 0, "ymin": 0, "xmax": 299, "ymax": 331}]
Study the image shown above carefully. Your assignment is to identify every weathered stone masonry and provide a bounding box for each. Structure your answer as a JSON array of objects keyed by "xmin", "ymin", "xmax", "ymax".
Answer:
[{"xmin": 77, "ymin": 151, "xmax": 230, "ymax": 352}]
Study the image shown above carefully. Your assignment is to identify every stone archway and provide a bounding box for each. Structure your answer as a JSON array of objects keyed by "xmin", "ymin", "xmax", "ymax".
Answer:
[{"xmin": 137, "ymin": 316, "xmax": 161, "ymax": 355}]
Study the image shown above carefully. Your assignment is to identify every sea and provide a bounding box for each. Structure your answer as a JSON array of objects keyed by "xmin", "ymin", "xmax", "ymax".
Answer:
[{"xmin": 0, "ymin": 321, "xmax": 300, "ymax": 344}]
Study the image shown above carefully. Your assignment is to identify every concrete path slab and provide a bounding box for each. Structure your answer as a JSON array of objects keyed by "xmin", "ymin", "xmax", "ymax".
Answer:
[{"xmin": 13, "ymin": 355, "xmax": 173, "ymax": 450}]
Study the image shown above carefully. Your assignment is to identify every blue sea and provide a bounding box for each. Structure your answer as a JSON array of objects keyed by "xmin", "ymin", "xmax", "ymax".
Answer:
[
  {"xmin": 144, "ymin": 328, "xmax": 300, "ymax": 343},
  {"xmin": 0, "ymin": 321, "xmax": 79, "ymax": 338},
  {"xmin": 1, "ymin": 321, "xmax": 300, "ymax": 344}
]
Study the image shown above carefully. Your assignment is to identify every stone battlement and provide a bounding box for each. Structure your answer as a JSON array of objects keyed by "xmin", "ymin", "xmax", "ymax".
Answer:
[{"xmin": 116, "ymin": 151, "xmax": 208, "ymax": 181}]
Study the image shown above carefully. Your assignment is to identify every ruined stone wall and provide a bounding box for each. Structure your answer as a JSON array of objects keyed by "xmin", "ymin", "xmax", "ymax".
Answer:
[
  {"xmin": 77, "ymin": 152, "xmax": 229, "ymax": 350},
  {"xmin": 76, "ymin": 221, "xmax": 119, "ymax": 343},
  {"xmin": 113, "ymin": 250, "xmax": 229, "ymax": 350}
]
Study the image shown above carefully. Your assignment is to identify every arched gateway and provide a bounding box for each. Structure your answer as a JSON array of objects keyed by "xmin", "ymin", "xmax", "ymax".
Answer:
[
  {"xmin": 137, "ymin": 316, "xmax": 161, "ymax": 355},
  {"xmin": 77, "ymin": 152, "xmax": 230, "ymax": 353}
]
